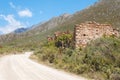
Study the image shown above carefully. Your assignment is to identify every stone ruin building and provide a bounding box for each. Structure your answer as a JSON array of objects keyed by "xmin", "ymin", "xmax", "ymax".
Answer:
[{"xmin": 74, "ymin": 21, "xmax": 119, "ymax": 48}]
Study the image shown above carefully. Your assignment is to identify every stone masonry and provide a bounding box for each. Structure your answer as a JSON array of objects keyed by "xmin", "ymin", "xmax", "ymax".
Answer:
[{"xmin": 74, "ymin": 21, "xmax": 119, "ymax": 48}]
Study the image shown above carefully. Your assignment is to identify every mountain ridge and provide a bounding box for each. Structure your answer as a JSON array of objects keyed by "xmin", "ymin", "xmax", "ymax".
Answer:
[{"xmin": 0, "ymin": 13, "xmax": 72, "ymax": 44}]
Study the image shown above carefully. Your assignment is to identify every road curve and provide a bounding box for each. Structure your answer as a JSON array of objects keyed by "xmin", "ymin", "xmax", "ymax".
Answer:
[{"xmin": 0, "ymin": 52, "xmax": 87, "ymax": 80}]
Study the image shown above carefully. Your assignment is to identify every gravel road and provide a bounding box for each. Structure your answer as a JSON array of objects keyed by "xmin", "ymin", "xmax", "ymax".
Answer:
[{"xmin": 0, "ymin": 52, "xmax": 87, "ymax": 80}]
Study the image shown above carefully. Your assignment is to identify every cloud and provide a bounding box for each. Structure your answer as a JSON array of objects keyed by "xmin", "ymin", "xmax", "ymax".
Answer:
[
  {"xmin": 0, "ymin": 14, "xmax": 25, "ymax": 34},
  {"xmin": 18, "ymin": 9, "xmax": 32, "ymax": 17},
  {"xmin": 9, "ymin": 2, "xmax": 32, "ymax": 18},
  {"xmin": 9, "ymin": 2, "xmax": 16, "ymax": 9}
]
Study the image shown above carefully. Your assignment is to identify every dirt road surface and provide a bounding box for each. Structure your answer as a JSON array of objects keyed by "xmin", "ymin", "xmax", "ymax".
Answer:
[{"xmin": 0, "ymin": 52, "xmax": 87, "ymax": 80}]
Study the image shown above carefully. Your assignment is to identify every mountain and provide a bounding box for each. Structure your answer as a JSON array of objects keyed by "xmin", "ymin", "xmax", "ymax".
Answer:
[
  {"xmin": 0, "ymin": 0, "xmax": 120, "ymax": 47},
  {"xmin": 26, "ymin": 13, "xmax": 71, "ymax": 35},
  {"xmin": 13, "ymin": 28, "xmax": 29, "ymax": 33},
  {"xmin": 0, "ymin": 13, "xmax": 71, "ymax": 44}
]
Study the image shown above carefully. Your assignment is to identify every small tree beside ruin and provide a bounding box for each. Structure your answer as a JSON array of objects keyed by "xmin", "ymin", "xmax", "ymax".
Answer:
[
  {"xmin": 55, "ymin": 33, "xmax": 73, "ymax": 48},
  {"xmin": 47, "ymin": 30, "xmax": 73, "ymax": 49}
]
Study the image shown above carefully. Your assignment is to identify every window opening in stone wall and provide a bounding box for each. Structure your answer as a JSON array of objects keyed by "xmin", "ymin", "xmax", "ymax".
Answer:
[{"xmin": 83, "ymin": 34, "xmax": 87, "ymax": 36}]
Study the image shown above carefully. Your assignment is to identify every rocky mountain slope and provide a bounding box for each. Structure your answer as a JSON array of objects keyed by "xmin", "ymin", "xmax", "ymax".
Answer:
[
  {"xmin": 59, "ymin": 0, "xmax": 120, "ymax": 29},
  {"xmin": 25, "ymin": 13, "xmax": 71, "ymax": 35}
]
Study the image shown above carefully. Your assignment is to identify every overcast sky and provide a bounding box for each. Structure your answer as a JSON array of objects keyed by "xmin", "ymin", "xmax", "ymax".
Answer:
[{"xmin": 0, "ymin": 0, "xmax": 98, "ymax": 34}]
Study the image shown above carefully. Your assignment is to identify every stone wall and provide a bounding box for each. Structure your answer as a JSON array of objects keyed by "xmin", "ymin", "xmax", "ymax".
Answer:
[{"xmin": 74, "ymin": 21, "xmax": 119, "ymax": 48}]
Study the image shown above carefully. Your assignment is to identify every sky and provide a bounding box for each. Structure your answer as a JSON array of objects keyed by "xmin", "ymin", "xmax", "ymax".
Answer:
[{"xmin": 0, "ymin": 0, "xmax": 98, "ymax": 34}]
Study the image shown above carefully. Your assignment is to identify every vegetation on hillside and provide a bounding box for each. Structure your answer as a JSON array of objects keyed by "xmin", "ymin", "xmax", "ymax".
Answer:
[
  {"xmin": 32, "ymin": 35, "xmax": 120, "ymax": 80},
  {"xmin": 0, "ymin": 46, "xmax": 24, "ymax": 56}
]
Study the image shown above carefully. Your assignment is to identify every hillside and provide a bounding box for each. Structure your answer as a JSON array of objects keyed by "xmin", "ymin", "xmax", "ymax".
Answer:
[{"xmin": 61, "ymin": 0, "xmax": 120, "ymax": 29}]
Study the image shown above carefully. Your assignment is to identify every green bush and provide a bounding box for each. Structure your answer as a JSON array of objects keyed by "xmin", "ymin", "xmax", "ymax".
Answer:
[{"xmin": 55, "ymin": 33, "xmax": 73, "ymax": 48}]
